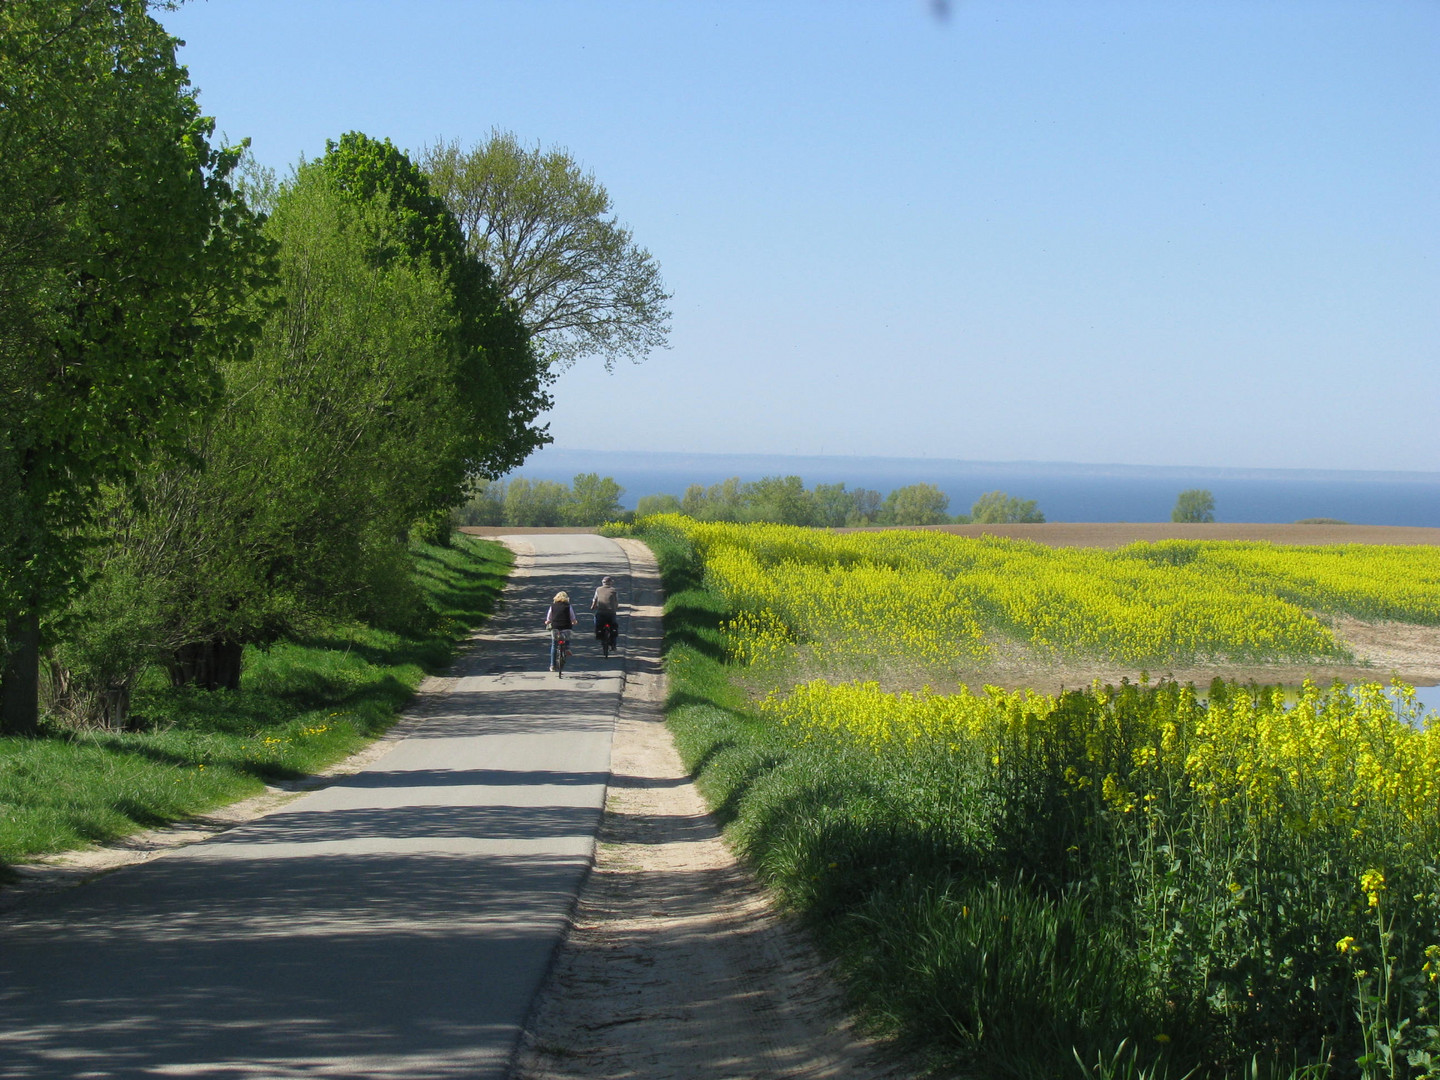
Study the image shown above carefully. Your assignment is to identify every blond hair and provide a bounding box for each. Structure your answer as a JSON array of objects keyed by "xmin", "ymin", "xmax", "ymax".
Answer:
[{"xmin": 554, "ymin": 591, "xmax": 570, "ymax": 603}]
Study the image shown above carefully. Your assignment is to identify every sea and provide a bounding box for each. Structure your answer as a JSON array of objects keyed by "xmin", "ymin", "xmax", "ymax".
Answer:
[{"xmin": 507, "ymin": 448, "xmax": 1440, "ymax": 528}]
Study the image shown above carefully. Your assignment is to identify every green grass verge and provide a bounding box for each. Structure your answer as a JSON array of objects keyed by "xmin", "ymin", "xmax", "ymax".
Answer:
[{"xmin": 0, "ymin": 536, "xmax": 511, "ymax": 869}]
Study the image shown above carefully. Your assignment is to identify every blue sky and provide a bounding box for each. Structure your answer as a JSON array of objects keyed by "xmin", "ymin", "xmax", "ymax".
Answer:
[{"xmin": 161, "ymin": 1, "xmax": 1439, "ymax": 473}]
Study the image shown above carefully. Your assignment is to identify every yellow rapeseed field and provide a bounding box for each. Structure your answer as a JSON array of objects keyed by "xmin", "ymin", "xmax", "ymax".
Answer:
[
  {"xmin": 660, "ymin": 515, "xmax": 1440, "ymax": 670},
  {"xmin": 643, "ymin": 515, "xmax": 1440, "ymax": 1071}
]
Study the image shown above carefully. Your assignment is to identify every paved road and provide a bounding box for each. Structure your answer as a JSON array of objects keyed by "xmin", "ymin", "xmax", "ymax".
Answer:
[{"xmin": 0, "ymin": 533, "xmax": 635, "ymax": 1080}]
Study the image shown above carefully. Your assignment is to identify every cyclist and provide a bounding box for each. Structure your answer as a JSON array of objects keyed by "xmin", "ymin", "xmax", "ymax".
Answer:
[
  {"xmin": 545, "ymin": 591, "xmax": 578, "ymax": 673},
  {"xmin": 591, "ymin": 575, "xmax": 619, "ymax": 652}
]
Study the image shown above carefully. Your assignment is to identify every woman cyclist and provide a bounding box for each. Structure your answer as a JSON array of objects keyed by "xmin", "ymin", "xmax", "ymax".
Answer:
[{"xmin": 545, "ymin": 591, "xmax": 578, "ymax": 674}]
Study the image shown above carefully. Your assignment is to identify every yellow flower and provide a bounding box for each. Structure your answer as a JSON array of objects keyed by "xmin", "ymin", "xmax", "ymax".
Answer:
[
  {"xmin": 1337, "ymin": 936, "xmax": 1356, "ymax": 954},
  {"xmin": 1424, "ymin": 945, "xmax": 1440, "ymax": 981},
  {"xmin": 1360, "ymin": 869, "xmax": 1386, "ymax": 908}
]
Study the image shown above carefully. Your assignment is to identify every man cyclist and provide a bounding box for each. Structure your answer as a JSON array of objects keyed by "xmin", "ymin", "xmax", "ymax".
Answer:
[{"xmin": 590, "ymin": 576, "xmax": 619, "ymax": 652}]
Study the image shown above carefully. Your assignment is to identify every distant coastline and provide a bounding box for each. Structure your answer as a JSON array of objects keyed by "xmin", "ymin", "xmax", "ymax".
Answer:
[{"xmin": 505, "ymin": 448, "xmax": 1440, "ymax": 527}]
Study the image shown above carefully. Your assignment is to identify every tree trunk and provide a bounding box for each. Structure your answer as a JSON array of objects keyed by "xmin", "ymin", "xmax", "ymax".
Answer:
[
  {"xmin": 167, "ymin": 638, "xmax": 244, "ymax": 691},
  {"xmin": 1, "ymin": 607, "xmax": 41, "ymax": 735}
]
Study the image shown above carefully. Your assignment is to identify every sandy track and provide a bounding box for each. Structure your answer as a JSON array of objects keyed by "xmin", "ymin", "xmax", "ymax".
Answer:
[{"xmin": 513, "ymin": 538, "xmax": 911, "ymax": 1080}]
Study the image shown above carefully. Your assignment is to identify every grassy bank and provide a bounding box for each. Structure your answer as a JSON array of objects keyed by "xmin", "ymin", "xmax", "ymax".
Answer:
[
  {"xmin": 0, "ymin": 536, "xmax": 511, "ymax": 869},
  {"xmin": 634, "ymin": 517, "xmax": 1440, "ymax": 1079}
]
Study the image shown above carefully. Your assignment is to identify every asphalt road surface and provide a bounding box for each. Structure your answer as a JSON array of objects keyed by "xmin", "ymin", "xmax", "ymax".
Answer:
[{"xmin": 0, "ymin": 533, "xmax": 633, "ymax": 1080}]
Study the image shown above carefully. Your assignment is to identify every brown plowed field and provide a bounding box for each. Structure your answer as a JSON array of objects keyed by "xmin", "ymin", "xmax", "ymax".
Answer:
[
  {"xmin": 466, "ymin": 523, "xmax": 1440, "ymax": 547},
  {"xmin": 840, "ymin": 522, "xmax": 1440, "ymax": 547},
  {"xmin": 460, "ymin": 525, "xmax": 597, "ymax": 536}
]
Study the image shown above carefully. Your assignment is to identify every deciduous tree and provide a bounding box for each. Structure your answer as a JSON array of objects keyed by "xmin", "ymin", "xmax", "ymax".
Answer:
[
  {"xmin": 504, "ymin": 478, "xmax": 570, "ymax": 527},
  {"xmin": 422, "ymin": 132, "xmax": 672, "ymax": 371},
  {"xmin": 567, "ymin": 473, "xmax": 625, "ymax": 526},
  {"xmin": 0, "ymin": 0, "xmax": 269, "ymax": 733},
  {"xmin": 884, "ymin": 483, "xmax": 952, "ymax": 526},
  {"xmin": 970, "ymin": 491, "xmax": 1045, "ymax": 524},
  {"xmin": 1172, "ymin": 489, "xmax": 1216, "ymax": 523},
  {"xmin": 322, "ymin": 133, "xmax": 551, "ymax": 480},
  {"xmin": 742, "ymin": 476, "xmax": 813, "ymax": 526}
]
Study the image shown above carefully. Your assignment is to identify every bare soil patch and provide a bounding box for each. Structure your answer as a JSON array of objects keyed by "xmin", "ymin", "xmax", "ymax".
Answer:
[
  {"xmin": 842, "ymin": 522, "xmax": 1440, "ymax": 548},
  {"xmin": 461, "ymin": 525, "xmax": 598, "ymax": 536},
  {"xmin": 868, "ymin": 615, "xmax": 1440, "ymax": 700}
]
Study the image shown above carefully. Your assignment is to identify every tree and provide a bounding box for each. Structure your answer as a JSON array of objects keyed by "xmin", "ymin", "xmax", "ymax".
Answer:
[
  {"xmin": 64, "ymin": 135, "xmax": 536, "ymax": 708},
  {"xmin": 812, "ymin": 483, "xmax": 856, "ymax": 528},
  {"xmin": 321, "ymin": 132, "xmax": 551, "ymax": 479},
  {"xmin": 681, "ymin": 477, "xmax": 744, "ymax": 522},
  {"xmin": 1172, "ymin": 489, "xmax": 1216, "ymax": 523},
  {"xmin": 457, "ymin": 481, "xmax": 506, "ymax": 527},
  {"xmin": 0, "ymin": 0, "xmax": 270, "ymax": 733},
  {"xmin": 884, "ymin": 483, "xmax": 951, "ymax": 526},
  {"xmin": 970, "ymin": 491, "xmax": 1045, "ymax": 524},
  {"xmin": 636, "ymin": 493, "xmax": 683, "ymax": 516},
  {"xmin": 65, "ymin": 150, "xmax": 476, "ymax": 704},
  {"xmin": 743, "ymin": 476, "xmax": 814, "ymax": 526},
  {"xmin": 847, "ymin": 488, "xmax": 884, "ymax": 526},
  {"xmin": 422, "ymin": 132, "xmax": 672, "ymax": 371},
  {"xmin": 567, "ymin": 473, "xmax": 624, "ymax": 526},
  {"xmin": 504, "ymin": 478, "xmax": 570, "ymax": 527}
]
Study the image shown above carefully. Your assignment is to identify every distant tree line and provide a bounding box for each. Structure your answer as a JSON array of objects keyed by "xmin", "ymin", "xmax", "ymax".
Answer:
[
  {"xmin": 640, "ymin": 478, "xmax": 1045, "ymax": 527},
  {"xmin": 458, "ymin": 475, "xmax": 1048, "ymax": 529},
  {"xmin": 457, "ymin": 474, "xmax": 626, "ymax": 528}
]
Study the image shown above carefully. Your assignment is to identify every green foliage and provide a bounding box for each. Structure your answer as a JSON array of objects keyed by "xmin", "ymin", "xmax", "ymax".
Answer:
[
  {"xmin": 742, "ymin": 475, "xmax": 813, "ymax": 526},
  {"xmin": 1173, "ymin": 489, "xmax": 1217, "ymax": 524},
  {"xmin": 0, "ymin": 537, "xmax": 510, "ymax": 862},
  {"xmin": 422, "ymin": 130, "xmax": 672, "ymax": 371},
  {"xmin": 812, "ymin": 482, "xmax": 884, "ymax": 527},
  {"xmin": 882, "ymin": 481, "xmax": 951, "ymax": 525},
  {"xmin": 683, "ymin": 477, "xmax": 746, "ymax": 521},
  {"xmin": 456, "ymin": 480, "xmax": 507, "ymax": 526},
  {"xmin": 39, "ymin": 135, "xmax": 550, "ymax": 722},
  {"xmin": 503, "ymin": 478, "xmax": 570, "ymax": 527},
  {"xmin": 636, "ymin": 493, "xmax": 684, "ymax": 516},
  {"xmin": 319, "ymin": 132, "xmax": 551, "ymax": 479},
  {"xmin": 567, "ymin": 472, "xmax": 625, "ymax": 526},
  {"xmin": 94, "ymin": 157, "xmax": 466, "ymax": 664},
  {"xmin": 669, "ymin": 476, "xmax": 888, "ymax": 527},
  {"xmin": 971, "ymin": 489, "xmax": 1046, "ymax": 523},
  {"xmin": 456, "ymin": 473, "xmax": 628, "ymax": 528},
  {"xmin": 0, "ymin": 0, "xmax": 272, "ymax": 732}
]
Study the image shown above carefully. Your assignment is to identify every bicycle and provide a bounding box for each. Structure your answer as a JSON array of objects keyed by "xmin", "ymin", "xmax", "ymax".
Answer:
[
  {"xmin": 595, "ymin": 613, "xmax": 618, "ymax": 658},
  {"xmin": 552, "ymin": 628, "xmax": 572, "ymax": 676}
]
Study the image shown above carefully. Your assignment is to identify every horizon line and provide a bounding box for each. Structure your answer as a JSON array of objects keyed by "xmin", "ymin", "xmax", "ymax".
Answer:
[{"xmin": 525, "ymin": 447, "xmax": 1440, "ymax": 482}]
